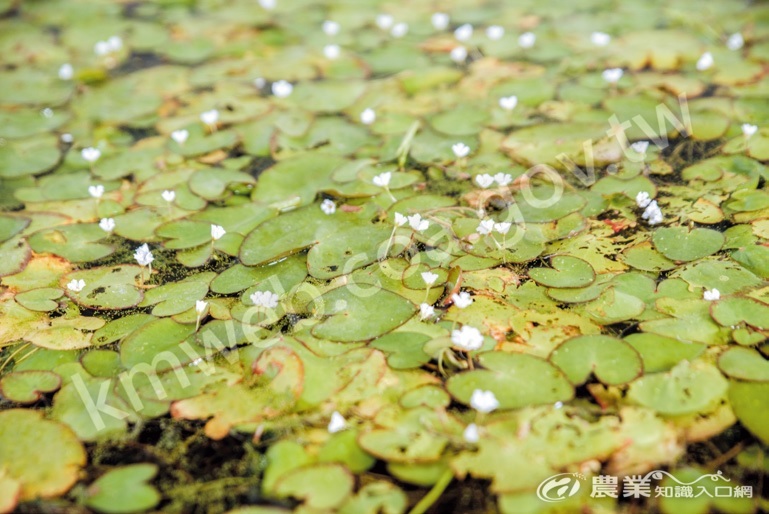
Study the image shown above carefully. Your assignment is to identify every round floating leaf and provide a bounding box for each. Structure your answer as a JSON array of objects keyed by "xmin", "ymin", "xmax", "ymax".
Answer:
[
  {"xmin": 0, "ymin": 215, "xmax": 29, "ymax": 243},
  {"xmin": 719, "ymin": 347, "xmax": 769, "ymax": 382},
  {"xmin": 14, "ymin": 287, "xmax": 63, "ymax": 312},
  {"xmin": 729, "ymin": 381, "xmax": 769, "ymax": 444},
  {"xmin": 251, "ymin": 153, "xmax": 345, "ymax": 206},
  {"xmin": 85, "ymin": 464, "xmax": 160, "ymax": 514},
  {"xmin": 318, "ymin": 430, "xmax": 376, "ymax": 473},
  {"xmin": 290, "ymin": 81, "xmax": 366, "ymax": 113},
  {"xmin": 550, "ymin": 335, "xmax": 643, "ymax": 386},
  {"xmin": 28, "ymin": 224, "xmax": 115, "ymax": 263},
  {"xmin": 652, "ymin": 227, "xmax": 725, "ymax": 262},
  {"xmin": 63, "ymin": 266, "xmax": 144, "ymax": 310},
  {"xmin": 0, "ymin": 371, "xmax": 61, "ymax": 404},
  {"xmin": 621, "ymin": 241, "xmax": 677, "ymax": 272},
  {"xmin": 675, "ymin": 260, "xmax": 762, "ymax": 295},
  {"xmin": 0, "ymin": 236, "xmax": 31, "ymax": 277},
  {"xmin": 528, "ymin": 255, "xmax": 595, "ymax": 288},
  {"xmin": 0, "ymin": 409, "xmax": 86, "ymax": 500},
  {"xmin": 624, "ymin": 333, "xmax": 706, "ymax": 373},
  {"xmin": 273, "ymin": 464, "xmax": 354, "ymax": 510},
  {"xmin": 627, "ymin": 362, "xmax": 727, "ymax": 415},
  {"xmin": 240, "ymin": 205, "xmax": 328, "ymax": 266},
  {"xmin": 0, "ymin": 135, "xmax": 61, "ymax": 178},
  {"xmin": 711, "ymin": 297, "xmax": 769, "ymax": 330},
  {"xmin": 446, "ymin": 352, "xmax": 574, "ymax": 410},
  {"xmin": 307, "ymin": 224, "xmax": 391, "ymax": 280}
]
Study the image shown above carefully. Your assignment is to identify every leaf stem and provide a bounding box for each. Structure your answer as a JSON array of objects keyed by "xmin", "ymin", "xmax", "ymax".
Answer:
[{"xmin": 408, "ymin": 467, "xmax": 454, "ymax": 514}]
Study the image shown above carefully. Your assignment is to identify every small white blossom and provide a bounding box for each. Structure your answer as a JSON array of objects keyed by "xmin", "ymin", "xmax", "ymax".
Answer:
[
  {"xmin": 554, "ymin": 401, "xmax": 564, "ymax": 409},
  {"xmin": 499, "ymin": 95, "xmax": 518, "ymax": 111},
  {"xmin": 171, "ymin": 129, "xmax": 189, "ymax": 145},
  {"xmin": 88, "ymin": 184, "xmax": 104, "ymax": 198},
  {"xmin": 195, "ymin": 300, "xmax": 208, "ymax": 314},
  {"xmin": 134, "ymin": 243, "xmax": 154, "ymax": 267},
  {"xmin": 394, "ymin": 212, "xmax": 408, "ymax": 226},
  {"xmin": 635, "ymin": 191, "xmax": 652, "ymax": 208},
  {"xmin": 42, "ymin": 108, "xmax": 54, "ymax": 118},
  {"xmin": 323, "ymin": 44, "xmax": 341, "ymax": 59},
  {"xmin": 162, "ymin": 190, "xmax": 176, "ymax": 203},
  {"xmin": 58, "ymin": 63, "xmax": 74, "ymax": 80},
  {"xmin": 376, "ymin": 14, "xmax": 394, "ymax": 30},
  {"xmin": 454, "ymin": 23, "xmax": 473, "ymax": 42},
  {"xmin": 703, "ymin": 288, "xmax": 721, "ymax": 301},
  {"xmin": 452, "ymin": 142, "xmax": 470, "ymax": 158},
  {"xmin": 431, "ymin": 12, "xmax": 449, "ymax": 31},
  {"xmin": 321, "ymin": 199, "xmax": 336, "ymax": 215},
  {"xmin": 360, "ymin": 108, "xmax": 376, "ymax": 125},
  {"xmin": 591, "ymin": 32, "xmax": 611, "ymax": 46},
  {"xmin": 258, "ymin": 0, "xmax": 275, "ymax": 10},
  {"xmin": 322, "ymin": 20, "xmax": 340, "ymax": 36},
  {"xmin": 421, "ymin": 271, "xmax": 439, "ymax": 286},
  {"xmin": 94, "ymin": 41, "xmax": 111, "ymax": 56},
  {"xmin": 419, "ymin": 303, "xmax": 435, "ymax": 320},
  {"xmin": 327, "ymin": 411, "xmax": 346, "ymax": 433},
  {"xmin": 253, "ymin": 77, "xmax": 266, "ymax": 89},
  {"xmin": 696, "ymin": 52, "xmax": 714, "ymax": 71},
  {"xmin": 494, "ymin": 222, "xmax": 511, "ymax": 235},
  {"xmin": 373, "ymin": 171, "xmax": 392, "ymax": 187},
  {"xmin": 200, "ymin": 109, "xmax": 219, "ymax": 126},
  {"xmin": 518, "ymin": 32, "xmax": 536, "ymax": 48},
  {"xmin": 486, "ymin": 25, "xmax": 504, "ymax": 40},
  {"xmin": 390, "ymin": 23, "xmax": 408, "ymax": 38},
  {"xmin": 475, "ymin": 174, "xmax": 494, "ymax": 188},
  {"xmin": 250, "ymin": 290, "xmax": 280, "ymax": 309},
  {"xmin": 107, "ymin": 36, "xmax": 123, "ymax": 52},
  {"xmin": 476, "ymin": 219, "xmax": 494, "ymax": 235},
  {"xmin": 81, "ymin": 147, "xmax": 101, "ymax": 163},
  {"xmin": 642, "ymin": 200, "xmax": 663, "ymax": 225},
  {"xmin": 742, "ymin": 123, "xmax": 758, "ymax": 137},
  {"xmin": 408, "ymin": 213, "xmax": 429, "ymax": 232},
  {"xmin": 451, "ymin": 291, "xmax": 473, "ymax": 309},
  {"xmin": 631, "ymin": 141, "xmax": 650, "ymax": 155},
  {"xmin": 272, "ymin": 80, "xmax": 293, "ymax": 98},
  {"xmin": 99, "ymin": 218, "xmax": 115, "ymax": 232},
  {"xmin": 60, "ymin": 133, "xmax": 73, "ymax": 143},
  {"xmin": 602, "ymin": 68, "xmax": 623, "ymax": 84},
  {"xmin": 67, "ymin": 279, "xmax": 86, "ymax": 293},
  {"xmin": 452, "ymin": 326, "xmax": 484, "ymax": 351},
  {"xmin": 470, "ymin": 389, "xmax": 499, "ymax": 413},
  {"xmin": 463, "ymin": 423, "xmax": 480, "ymax": 443},
  {"xmin": 493, "ymin": 173, "xmax": 513, "ymax": 186},
  {"xmin": 211, "ymin": 224, "xmax": 226, "ymax": 240},
  {"xmin": 727, "ymin": 32, "xmax": 744, "ymax": 51},
  {"xmin": 450, "ymin": 46, "xmax": 468, "ymax": 63}
]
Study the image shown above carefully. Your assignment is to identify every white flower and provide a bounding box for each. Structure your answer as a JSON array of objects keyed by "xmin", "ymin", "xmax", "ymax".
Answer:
[
  {"xmin": 195, "ymin": 300, "xmax": 208, "ymax": 314},
  {"xmin": 81, "ymin": 147, "xmax": 101, "ymax": 163},
  {"xmin": 470, "ymin": 389, "xmax": 499, "ymax": 413},
  {"xmin": 253, "ymin": 77, "xmax": 266, "ymax": 89},
  {"xmin": 518, "ymin": 32, "xmax": 536, "ymax": 48},
  {"xmin": 494, "ymin": 222, "xmax": 511, "ymax": 235},
  {"xmin": 322, "ymin": 20, "xmax": 340, "ymax": 36},
  {"xmin": 250, "ymin": 290, "xmax": 279, "ymax": 309},
  {"xmin": 107, "ymin": 36, "xmax": 122, "ymax": 52},
  {"xmin": 134, "ymin": 243, "xmax": 154, "ymax": 267},
  {"xmin": 452, "ymin": 326, "xmax": 484, "ymax": 351},
  {"xmin": 475, "ymin": 174, "xmax": 494, "ymax": 188},
  {"xmin": 67, "ymin": 279, "xmax": 86, "ymax": 293},
  {"xmin": 590, "ymin": 32, "xmax": 611, "ymax": 46},
  {"xmin": 454, "ymin": 23, "xmax": 473, "ymax": 42},
  {"xmin": 464, "ymin": 423, "xmax": 479, "ymax": 443},
  {"xmin": 421, "ymin": 271, "xmax": 439, "ymax": 286},
  {"xmin": 376, "ymin": 14, "xmax": 394, "ymax": 30},
  {"xmin": 61, "ymin": 133, "xmax": 73, "ymax": 143},
  {"xmin": 431, "ymin": 12, "xmax": 449, "ymax": 30},
  {"xmin": 408, "ymin": 213, "xmax": 429, "ymax": 232},
  {"xmin": 321, "ymin": 199, "xmax": 336, "ymax": 215},
  {"xmin": 360, "ymin": 108, "xmax": 376, "ymax": 125},
  {"xmin": 390, "ymin": 23, "xmax": 408, "ymax": 38},
  {"xmin": 419, "ymin": 303, "xmax": 435, "ymax": 320},
  {"xmin": 323, "ymin": 44, "xmax": 341, "ymax": 59},
  {"xmin": 99, "ymin": 218, "xmax": 115, "ymax": 232},
  {"xmin": 272, "ymin": 80, "xmax": 293, "ymax": 98},
  {"xmin": 727, "ymin": 32, "xmax": 744, "ymax": 51},
  {"xmin": 703, "ymin": 288, "xmax": 721, "ymax": 301},
  {"xmin": 42, "ymin": 108, "xmax": 53, "ymax": 118},
  {"xmin": 476, "ymin": 219, "xmax": 494, "ymax": 235},
  {"xmin": 58, "ymin": 63, "xmax": 74, "ymax": 80},
  {"xmin": 635, "ymin": 191, "xmax": 652, "ymax": 208},
  {"xmin": 450, "ymin": 46, "xmax": 468, "ymax": 63},
  {"xmin": 602, "ymin": 68, "xmax": 623, "ymax": 84},
  {"xmin": 327, "ymin": 411, "xmax": 346, "ymax": 433},
  {"xmin": 394, "ymin": 212, "xmax": 408, "ymax": 226},
  {"xmin": 486, "ymin": 25, "xmax": 504, "ymax": 40},
  {"xmin": 200, "ymin": 109, "xmax": 219, "ymax": 126},
  {"xmin": 88, "ymin": 184, "xmax": 104, "ymax": 198},
  {"xmin": 631, "ymin": 141, "xmax": 649, "ymax": 155},
  {"xmin": 642, "ymin": 200, "xmax": 663, "ymax": 225},
  {"xmin": 493, "ymin": 173, "xmax": 513, "ymax": 186},
  {"xmin": 452, "ymin": 142, "xmax": 470, "ymax": 158},
  {"xmin": 94, "ymin": 41, "xmax": 111, "ymax": 56},
  {"xmin": 696, "ymin": 52, "xmax": 714, "ymax": 71},
  {"xmin": 171, "ymin": 129, "xmax": 189, "ymax": 145},
  {"xmin": 499, "ymin": 95, "xmax": 518, "ymax": 111},
  {"xmin": 161, "ymin": 190, "xmax": 176, "ymax": 203},
  {"xmin": 258, "ymin": 0, "xmax": 275, "ymax": 9},
  {"xmin": 451, "ymin": 291, "xmax": 473, "ymax": 309},
  {"xmin": 742, "ymin": 123, "xmax": 758, "ymax": 137},
  {"xmin": 373, "ymin": 171, "xmax": 392, "ymax": 187},
  {"xmin": 211, "ymin": 224, "xmax": 226, "ymax": 240}
]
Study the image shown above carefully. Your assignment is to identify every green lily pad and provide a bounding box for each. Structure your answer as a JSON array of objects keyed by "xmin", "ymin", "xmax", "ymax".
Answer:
[
  {"xmin": 729, "ymin": 381, "xmax": 769, "ymax": 444},
  {"xmin": 14, "ymin": 287, "xmax": 63, "ymax": 312},
  {"xmin": 652, "ymin": 227, "xmax": 725, "ymax": 262},
  {"xmin": 28, "ymin": 223, "xmax": 115, "ymax": 263},
  {"xmin": 85, "ymin": 464, "xmax": 160, "ymax": 514},
  {"xmin": 63, "ymin": 266, "xmax": 144, "ymax": 310},
  {"xmin": 0, "ymin": 370, "xmax": 61, "ymax": 404},
  {"xmin": 624, "ymin": 333, "xmax": 706, "ymax": 373},
  {"xmin": 0, "ymin": 135, "xmax": 61, "ymax": 178},
  {"xmin": 550, "ymin": 335, "xmax": 643, "ymax": 386},
  {"xmin": 273, "ymin": 464, "xmax": 354, "ymax": 511},
  {"xmin": 711, "ymin": 297, "xmax": 769, "ymax": 330},
  {"xmin": 528, "ymin": 255, "xmax": 595, "ymax": 288},
  {"xmin": 718, "ymin": 347, "xmax": 769, "ymax": 381}
]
